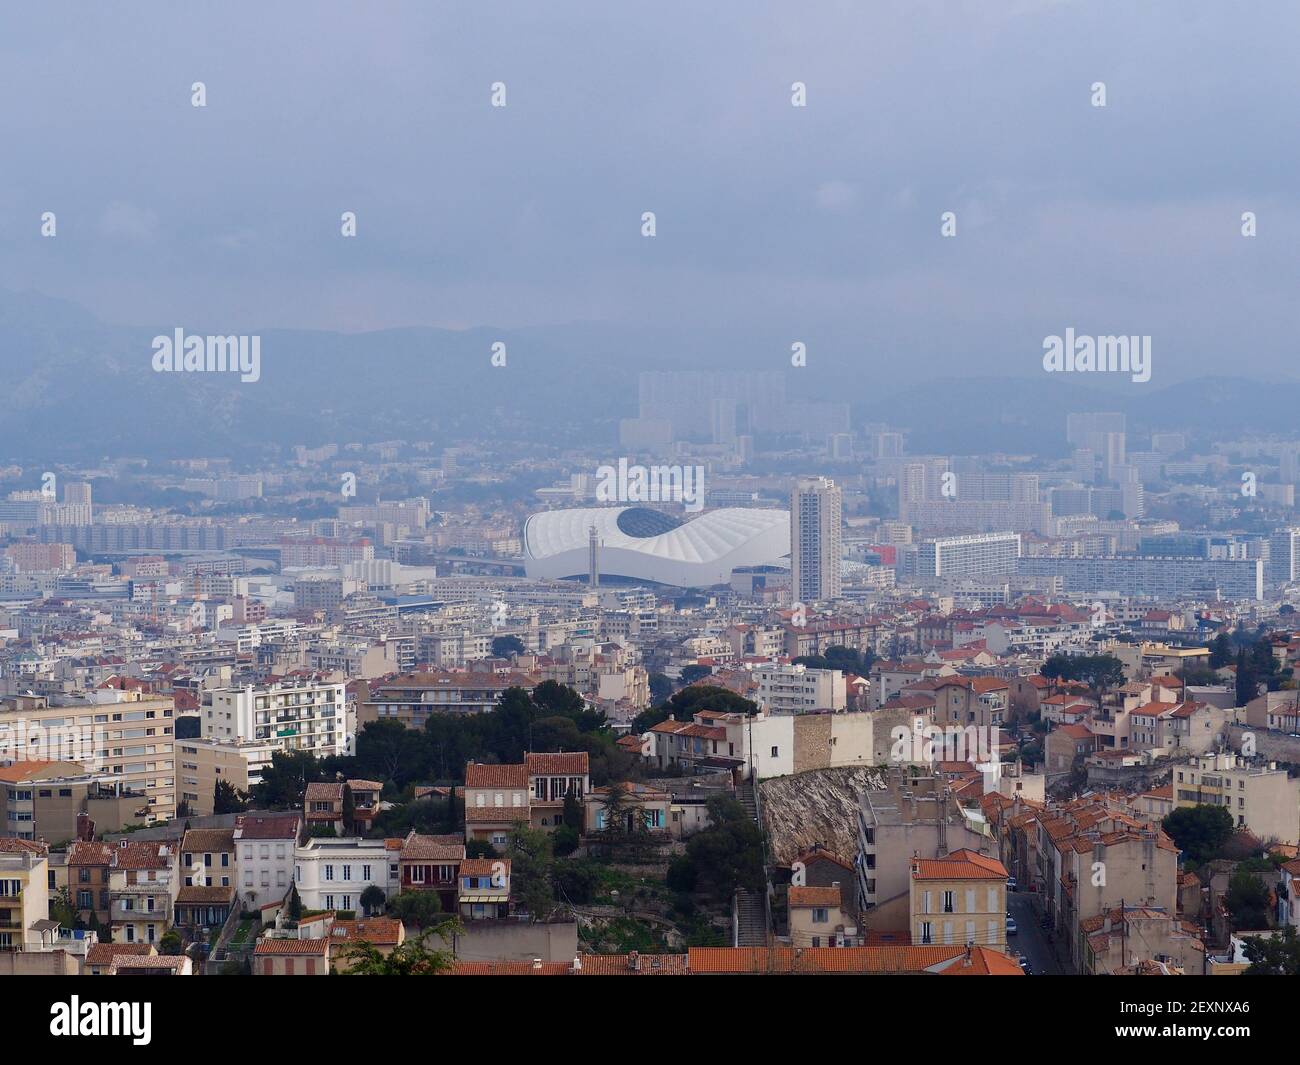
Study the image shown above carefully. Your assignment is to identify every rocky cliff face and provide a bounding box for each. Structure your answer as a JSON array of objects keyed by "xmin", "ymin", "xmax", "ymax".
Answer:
[{"xmin": 759, "ymin": 766, "xmax": 887, "ymax": 866}]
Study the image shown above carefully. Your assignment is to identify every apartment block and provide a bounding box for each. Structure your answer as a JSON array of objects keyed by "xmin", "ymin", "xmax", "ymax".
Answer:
[
  {"xmin": 910, "ymin": 849, "xmax": 1009, "ymax": 951},
  {"xmin": 0, "ymin": 692, "xmax": 177, "ymax": 823},
  {"xmin": 1173, "ymin": 752, "xmax": 1300, "ymax": 844}
]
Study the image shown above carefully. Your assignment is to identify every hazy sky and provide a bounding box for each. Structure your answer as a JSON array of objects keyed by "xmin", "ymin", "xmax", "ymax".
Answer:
[{"xmin": 2, "ymin": 1, "xmax": 1298, "ymax": 384}]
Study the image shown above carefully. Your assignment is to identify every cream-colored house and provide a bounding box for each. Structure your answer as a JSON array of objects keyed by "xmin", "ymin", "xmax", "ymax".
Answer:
[
  {"xmin": 788, "ymin": 885, "xmax": 860, "ymax": 948},
  {"xmin": 909, "ymin": 849, "xmax": 1009, "ymax": 952}
]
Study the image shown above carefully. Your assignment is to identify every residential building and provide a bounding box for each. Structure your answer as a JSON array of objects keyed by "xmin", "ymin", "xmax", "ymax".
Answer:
[
  {"xmin": 0, "ymin": 759, "xmax": 146, "ymax": 841},
  {"xmin": 234, "ymin": 813, "xmax": 300, "ymax": 911},
  {"xmin": 398, "ymin": 831, "xmax": 465, "ymax": 912},
  {"xmin": 0, "ymin": 692, "xmax": 177, "ymax": 823},
  {"xmin": 909, "ymin": 849, "xmax": 1009, "ymax": 951},
  {"xmin": 0, "ymin": 838, "xmax": 51, "ymax": 952},
  {"xmin": 107, "ymin": 839, "xmax": 180, "ymax": 947},
  {"xmin": 751, "ymin": 663, "xmax": 846, "ymax": 714},
  {"xmin": 791, "ymin": 478, "xmax": 842, "ymax": 603},
  {"xmin": 789, "ymin": 884, "xmax": 860, "ymax": 948},
  {"xmin": 458, "ymin": 858, "xmax": 511, "ymax": 920},
  {"xmin": 1173, "ymin": 753, "xmax": 1300, "ymax": 844},
  {"xmin": 202, "ymin": 680, "xmax": 349, "ymax": 758},
  {"xmin": 293, "ymin": 835, "xmax": 398, "ymax": 913}
]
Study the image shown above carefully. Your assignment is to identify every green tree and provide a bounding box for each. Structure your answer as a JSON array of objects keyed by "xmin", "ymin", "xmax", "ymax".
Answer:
[
  {"xmin": 1225, "ymin": 870, "xmax": 1271, "ymax": 930},
  {"xmin": 1162, "ymin": 804, "xmax": 1234, "ymax": 865},
  {"xmin": 1208, "ymin": 633, "xmax": 1234, "ymax": 670},
  {"xmin": 648, "ymin": 673, "xmax": 674, "ymax": 705},
  {"xmin": 387, "ymin": 890, "xmax": 445, "ymax": 929},
  {"xmin": 680, "ymin": 665, "xmax": 712, "ymax": 685},
  {"xmin": 491, "ymin": 635, "xmax": 526, "ymax": 658},
  {"xmin": 552, "ymin": 825, "xmax": 580, "ymax": 857},
  {"xmin": 664, "ymin": 685, "xmax": 759, "ymax": 722},
  {"xmin": 1040, "ymin": 653, "xmax": 1076, "ymax": 692},
  {"xmin": 342, "ymin": 783, "xmax": 356, "ymax": 835},
  {"xmin": 159, "ymin": 929, "xmax": 183, "ymax": 955},
  {"xmin": 214, "ymin": 779, "xmax": 249, "ymax": 815},
  {"xmin": 1243, "ymin": 925, "xmax": 1300, "ymax": 974},
  {"xmin": 285, "ymin": 881, "xmax": 304, "ymax": 922},
  {"xmin": 1236, "ymin": 648, "xmax": 1259, "ymax": 708},
  {"xmin": 1076, "ymin": 653, "xmax": 1126, "ymax": 712},
  {"xmin": 553, "ymin": 858, "xmax": 600, "ymax": 904},
  {"xmin": 341, "ymin": 923, "xmax": 458, "ymax": 975},
  {"xmin": 666, "ymin": 854, "xmax": 698, "ymax": 893},
  {"xmin": 49, "ymin": 887, "xmax": 77, "ymax": 929},
  {"xmin": 507, "ymin": 824, "xmax": 556, "ymax": 920},
  {"xmin": 683, "ymin": 795, "xmax": 765, "ymax": 903},
  {"xmin": 359, "ymin": 884, "xmax": 386, "ymax": 917},
  {"xmin": 252, "ymin": 750, "xmax": 325, "ymax": 809},
  {"xmin": 465, "ymin": 838, "xmax": 498, "ymax": 859},
  {"xmin": 562, "ymin": 792, "xmax": 583, "ymax": 832}
]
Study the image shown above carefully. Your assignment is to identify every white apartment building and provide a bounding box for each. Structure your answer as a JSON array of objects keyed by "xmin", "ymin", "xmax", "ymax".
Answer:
[
  {"xmin": 202, "ymin": 680, "xmax": 350, "ymax": 758},
  {"xmin": 293, "ymin": 836, "xmax": 399, "ymax": 913},
  {"xmin": 233, "ymin": 813, "xmax": 301, "ymax": 910},
  {"xmin": 916, "ymin": 532, "xmax": 1021, "ymax": 582},
  {"xmin": 1016, "ymin": 556, "xmax": 1264, "ymax": 600},
  {"xmin": 750, "ymin": 663, "xmax": 846, "ymax": 714}
]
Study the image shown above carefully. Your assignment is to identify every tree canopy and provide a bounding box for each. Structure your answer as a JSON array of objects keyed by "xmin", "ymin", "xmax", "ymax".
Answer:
[{"xmin": 1162, "ymin": 804, "xmax": 1234, "ymax": 865}]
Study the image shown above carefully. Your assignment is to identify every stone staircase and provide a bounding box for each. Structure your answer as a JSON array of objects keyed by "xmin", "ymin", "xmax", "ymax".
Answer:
[{"xmin": 733, "ymin": 782, "xmax": 767, "ymax": 947}]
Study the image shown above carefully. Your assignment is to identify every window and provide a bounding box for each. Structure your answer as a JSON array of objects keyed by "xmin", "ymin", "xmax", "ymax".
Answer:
[
  {"xmin": 942, "ymin": 891, "xmax": 955, "ymax": 913},
  {"xmin": 920, "ymin": 921, "xmax": 932, "ymax": 945},
  {"xmin": 324, "ymin": 865, "xmax": 334, "ymax": 881},
  {"xmin": 362, "ymin": 865, "xmax": 372, "ymax": 881},
  {"xmin": 770, "ymin": 746, "xmax": 779, "ymax": 758},
  {"xmin": 812, "ymin": 907, "xmax": 829, "ymax": 924}
]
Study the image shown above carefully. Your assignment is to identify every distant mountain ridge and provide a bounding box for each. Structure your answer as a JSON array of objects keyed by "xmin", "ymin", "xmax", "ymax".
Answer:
[{"xmin": 0, "ymin": 289, "xmax": 1291, "ymax": 461}]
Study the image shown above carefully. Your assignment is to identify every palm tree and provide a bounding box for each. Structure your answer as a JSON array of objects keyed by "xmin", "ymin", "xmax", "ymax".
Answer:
[{"xmin": 340, "ymin": 924, "xmax": 458, "ymax": 975}]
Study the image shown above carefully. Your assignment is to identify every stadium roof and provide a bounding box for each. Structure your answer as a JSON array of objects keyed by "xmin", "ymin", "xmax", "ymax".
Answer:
[{"xmin": 523, "ymin": 506, "xmax": 790, "ymax": 588}]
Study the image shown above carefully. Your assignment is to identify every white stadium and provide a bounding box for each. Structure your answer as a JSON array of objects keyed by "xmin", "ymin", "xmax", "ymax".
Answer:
[{"xmin": 523, "ymin": 506, "xmax": 791, "ymax": 588}]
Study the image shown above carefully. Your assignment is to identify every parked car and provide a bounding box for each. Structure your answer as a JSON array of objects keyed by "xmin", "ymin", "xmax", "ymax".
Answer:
[
  {"xmin": 1006, "ymin": 913, "xmax": 1018, "ymax": 936},
  {"xmin": 1020, "ymin": 958, "xmax": 1033, "ymax": 974},
  {"xmin": 1006, "ymin": 876, "xmax": 1017, "ymax": 892}
]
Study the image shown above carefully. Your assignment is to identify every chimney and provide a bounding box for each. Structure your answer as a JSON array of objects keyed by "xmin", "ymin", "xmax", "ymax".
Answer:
[
  {"xmin": 627, "ymin": 950, "xmax": 640, "ymax": 971},
  {"xmin": 531, "ymin": 956, "xmax": 542, "ymax": 970},
  {"xmin": 570, "ymin": 955, "xmax": 582, "ymax": 973}
]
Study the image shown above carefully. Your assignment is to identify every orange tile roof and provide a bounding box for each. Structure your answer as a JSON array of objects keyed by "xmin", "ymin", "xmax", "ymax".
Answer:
[
  {"xmin": 912, "ymin": 849, "xmax": 1008, "ymax": 881},
  {"xmin": 464, "ymin": 763, "xmax": 529, "ymax": 789},
  {"xmin": 254, "ymin": 937, "xmax": 329, "ymax": 955},
  {"xmin": 788, "ymin": 886, "xmax": 843, "ymax": 909},
  {"xmin": 525, "ymin": 751, "xmax": 589, "ymax": 775}
]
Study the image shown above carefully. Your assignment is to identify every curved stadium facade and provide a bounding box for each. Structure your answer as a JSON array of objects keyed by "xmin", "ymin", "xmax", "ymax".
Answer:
[{"xmin": 523, "ymin": 506, "xmax": 790, "ymax": 588}]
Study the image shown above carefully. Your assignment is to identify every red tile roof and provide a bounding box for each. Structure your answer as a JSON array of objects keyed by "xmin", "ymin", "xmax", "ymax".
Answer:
[{"xmin": 526, "ymin": 751, "xmax": 589, "ymax": 775}]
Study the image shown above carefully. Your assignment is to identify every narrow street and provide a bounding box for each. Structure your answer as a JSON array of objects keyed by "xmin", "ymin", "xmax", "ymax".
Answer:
[{"xmin": 1007, "ymin": 891, "xmax": 1066, "ymax": 975}]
